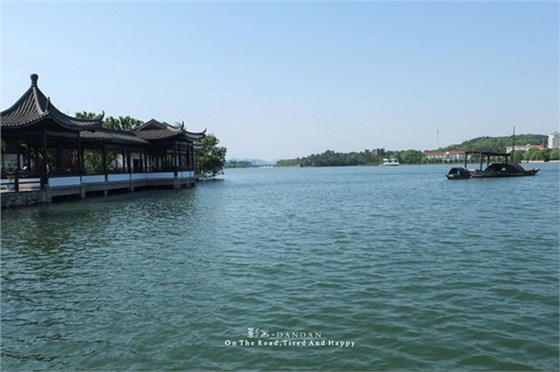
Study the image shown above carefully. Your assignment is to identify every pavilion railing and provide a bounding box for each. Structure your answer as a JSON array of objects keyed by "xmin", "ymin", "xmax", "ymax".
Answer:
[
  {"xmin": 1, "ymin": 169, "xmax": 44, "ymax": 192},
  {"xmin": 1, "ymin": 166, "xmax": 197, "ymax": 192}
]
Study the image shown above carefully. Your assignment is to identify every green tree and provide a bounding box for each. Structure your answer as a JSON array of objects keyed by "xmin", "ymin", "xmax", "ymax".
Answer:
[
  {"xmin": 523, "ymin": 148, "xmax": 546, "ymax": 161},
  {"xmin": 510, "ymin": 150, "xmax": 523, "ymax": 163},
  {"xmin": 276, "ymin": 158, "xmax": 301, "ymax": 167},
  {"xmin": 399, "ymin": 149, "xmax": 423, "ymax": 164},
  {"xmin": 104, "ymin": 116, "xmax": 143, "ymax": 130},
  {"xmin": 75, "ymin": 111, "xmax": 104, "ymax": 120},
  {"xmin": 196, "ymin": 134, "xmax": 227, "ymax": 177}
]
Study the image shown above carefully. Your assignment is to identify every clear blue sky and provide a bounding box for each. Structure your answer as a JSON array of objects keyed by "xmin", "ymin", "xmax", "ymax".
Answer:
[{"xmin": 2, "ymin": 1, "xmax": 558, "ymax": 161}]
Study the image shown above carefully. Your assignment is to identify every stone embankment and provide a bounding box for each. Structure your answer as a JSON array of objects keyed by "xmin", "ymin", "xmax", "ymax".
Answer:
[{"xmin": 1, "ymin": 191, "xmax": 46, "ymax": 208}]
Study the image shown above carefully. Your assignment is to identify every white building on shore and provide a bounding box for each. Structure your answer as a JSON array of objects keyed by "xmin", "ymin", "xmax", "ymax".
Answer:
[
  {"xmin": 548, "ymin": 131, "xmax": 560, "ymax": 149},
  {"xmin": 423, "ymin": 150, "xmax": 468, "ymax": 161},
  {"xmin": 506, "ymin": 144, "xmax": 545, "ymax": 153}
]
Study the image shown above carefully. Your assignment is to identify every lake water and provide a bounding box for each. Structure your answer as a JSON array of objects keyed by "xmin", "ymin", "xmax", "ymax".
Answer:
[{"xmin": 1, "ymin": 164, "xmax": 559, "ymax": 371}]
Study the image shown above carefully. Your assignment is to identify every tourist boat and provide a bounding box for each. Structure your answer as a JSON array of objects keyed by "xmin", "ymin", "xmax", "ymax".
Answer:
[
  {"xmin": 446, "ymin": 167, "xmax": 471, "ymax": 180},
  {"xmin": 445, "ymin": 151, "xmax": 539, "ymax": 179},
  {"xmin": 466, "ymin": 151, "xmax": 539, "ymax": 178},
  {"xmin": 382, "ymin": 158, "xmax": 399, "ymax": 166}
]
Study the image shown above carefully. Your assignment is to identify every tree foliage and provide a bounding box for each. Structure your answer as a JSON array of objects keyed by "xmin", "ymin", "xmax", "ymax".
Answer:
[
  {"xmin": 277, "ymin": 149, "xmax": 388, "ymax": 167},
  {"xmin": 397, "ymin": 150, "xmax": 424, "ymax": 164},
  {"xmin": 196, "ymin": 134, "xmax": 227, "ymax": 177},
  {"xmin": 104, "ymin": 116, "xmax": 143, "ymax": 131},
  {"xmin": 76, "ymin": 111, "xmax": 103, "ymax": 119}
]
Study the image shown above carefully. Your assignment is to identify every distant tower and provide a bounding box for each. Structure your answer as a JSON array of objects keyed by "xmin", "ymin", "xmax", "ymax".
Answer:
[{"xmin": 437, "ymin": 128, "xmax": 439, "ymax": 149}]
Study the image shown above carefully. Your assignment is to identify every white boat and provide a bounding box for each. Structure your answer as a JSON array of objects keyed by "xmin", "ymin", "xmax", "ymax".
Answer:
[{"xmin": 382, "ymin": 158, "xmax": 399, "ymax": 166}]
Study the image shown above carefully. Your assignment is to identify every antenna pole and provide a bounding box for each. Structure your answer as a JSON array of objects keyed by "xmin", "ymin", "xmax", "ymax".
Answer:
[{"xmin": 512, "ymin": 126, "xmax": 516, "ymax": 163}]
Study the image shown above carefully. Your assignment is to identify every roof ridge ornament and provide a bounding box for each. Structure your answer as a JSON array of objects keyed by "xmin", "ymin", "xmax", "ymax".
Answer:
[{"xmin": 31, "ymin": 73, "xmax": 39, "ymax": 87}]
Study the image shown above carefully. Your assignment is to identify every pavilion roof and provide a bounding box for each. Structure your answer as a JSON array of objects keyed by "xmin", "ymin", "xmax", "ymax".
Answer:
[
  {"xmin": 1, "ymin": 74, "xmax": 103, "ymax": 131},
  {"xmin": 134, "ymin": 119, "xmax": 206, "ymax": 142},
  {"xmin": 81, "ymin": 128, "xmax": 150, "ymax": 146}
]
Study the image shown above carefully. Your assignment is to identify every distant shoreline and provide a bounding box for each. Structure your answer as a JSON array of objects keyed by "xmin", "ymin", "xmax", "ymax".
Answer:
[
  {"xmin": 236, "ymin": 161, "xmax": 560, "ymax": 169},
  {"xmin": 523, "ymin": 160, "xmax": 560, "ymax": 164}
]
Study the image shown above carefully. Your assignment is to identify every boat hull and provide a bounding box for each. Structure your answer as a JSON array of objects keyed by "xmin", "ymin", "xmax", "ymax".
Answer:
[
  {"xmin": 446, "ymin": 174, "xmax": 471, "ymax": 180},
  {"xmin": 471, "ymin": 169, "xmax": 539, "ymax": 178}
]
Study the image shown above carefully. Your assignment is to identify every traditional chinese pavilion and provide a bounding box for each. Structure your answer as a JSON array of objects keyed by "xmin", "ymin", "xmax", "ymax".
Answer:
[{"xmin": 1, "ymin": 74, "xmax": 206, "ymax": 206}]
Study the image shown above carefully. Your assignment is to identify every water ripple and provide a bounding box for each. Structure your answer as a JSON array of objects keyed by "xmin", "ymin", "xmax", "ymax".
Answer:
[{"xmin": 1, "ymin": 165, "xmax": 559, "ymax": 370}]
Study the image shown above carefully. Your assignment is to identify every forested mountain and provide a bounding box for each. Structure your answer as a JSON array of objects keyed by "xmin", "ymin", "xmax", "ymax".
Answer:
[
  {"xmin": 275, "ymin": 134, "xmax": 556, "ymax": 167},
  {"xmin": 442, "ymin": 134, "xmax": 547, "ymax": 153}
]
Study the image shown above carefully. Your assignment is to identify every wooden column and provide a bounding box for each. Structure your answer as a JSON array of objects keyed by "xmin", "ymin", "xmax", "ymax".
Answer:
[
  {"xmin": 41, "ymin": 127, "xmax": 48, "ymax": 189},
  {"xmin": 26, "ymin": 142, "xmax": 31, "ymax": 170},
  {"xmin": 34, "ymin": 144, "xmax": 39, "ymax": 172},
  {"xmin": 127, "ymin": 149, "xmax": 132, "ymax": 173},
  {"xmin": 16, "ymin": 141, "xmax": 21, "ymax": 170},
  {"xmin": 178, "ymin": 142, "xmax": 183, "ymax": 167},
  {"xmin": 77, "ymin": 136, "xmax": 83, "ymax": 174},
  {"xmin": 190, "ymin": 144, "xmax": 194, "ymax": 171},
  {"xmin": 102, "ymin": 145, "xmax": 108, "ymax": 179}
]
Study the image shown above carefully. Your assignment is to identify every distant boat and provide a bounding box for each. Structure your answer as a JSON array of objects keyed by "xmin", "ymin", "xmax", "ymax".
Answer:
[
  {"xmin": 446, "ymin": 151, "xmax": 539, "ymax": 179},
  {"xmin": 382, "ymin": 158, "xmax": 399, "ymax": 166},
  {"xmin": 469, "ymin": 151, "xmax": 539, "ymax": 178},
  {"xmin": 471, "ymin": 127, "xmax": 540, "ymax": 178}
]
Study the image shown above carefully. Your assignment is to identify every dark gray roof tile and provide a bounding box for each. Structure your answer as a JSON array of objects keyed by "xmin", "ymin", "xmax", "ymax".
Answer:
[
  {"xmin": 81, "ymin": 128, "xmax": 150, "ymax": 146},
  {"xmin": 1, "ymin": 74, "xmax": 103, "ymax": 130},
  {"xmin": 134, "ymin": 119, "xmax": 206, "ymax": 142}
]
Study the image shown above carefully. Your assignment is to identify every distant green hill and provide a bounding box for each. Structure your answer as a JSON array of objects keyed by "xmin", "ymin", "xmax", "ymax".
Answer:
[
  {"xmin": 440, "ymin": 134, "xmax": 547, "ymax": 153},
  {"xmin": 275, "ymin": 133, "xmax": 555, "ymax": 167}
]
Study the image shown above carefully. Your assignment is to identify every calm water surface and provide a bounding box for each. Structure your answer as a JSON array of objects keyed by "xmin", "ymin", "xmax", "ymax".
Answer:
[{"xmin": 1, "ymin": 164, "xmax": 559, "ymax": 371}]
